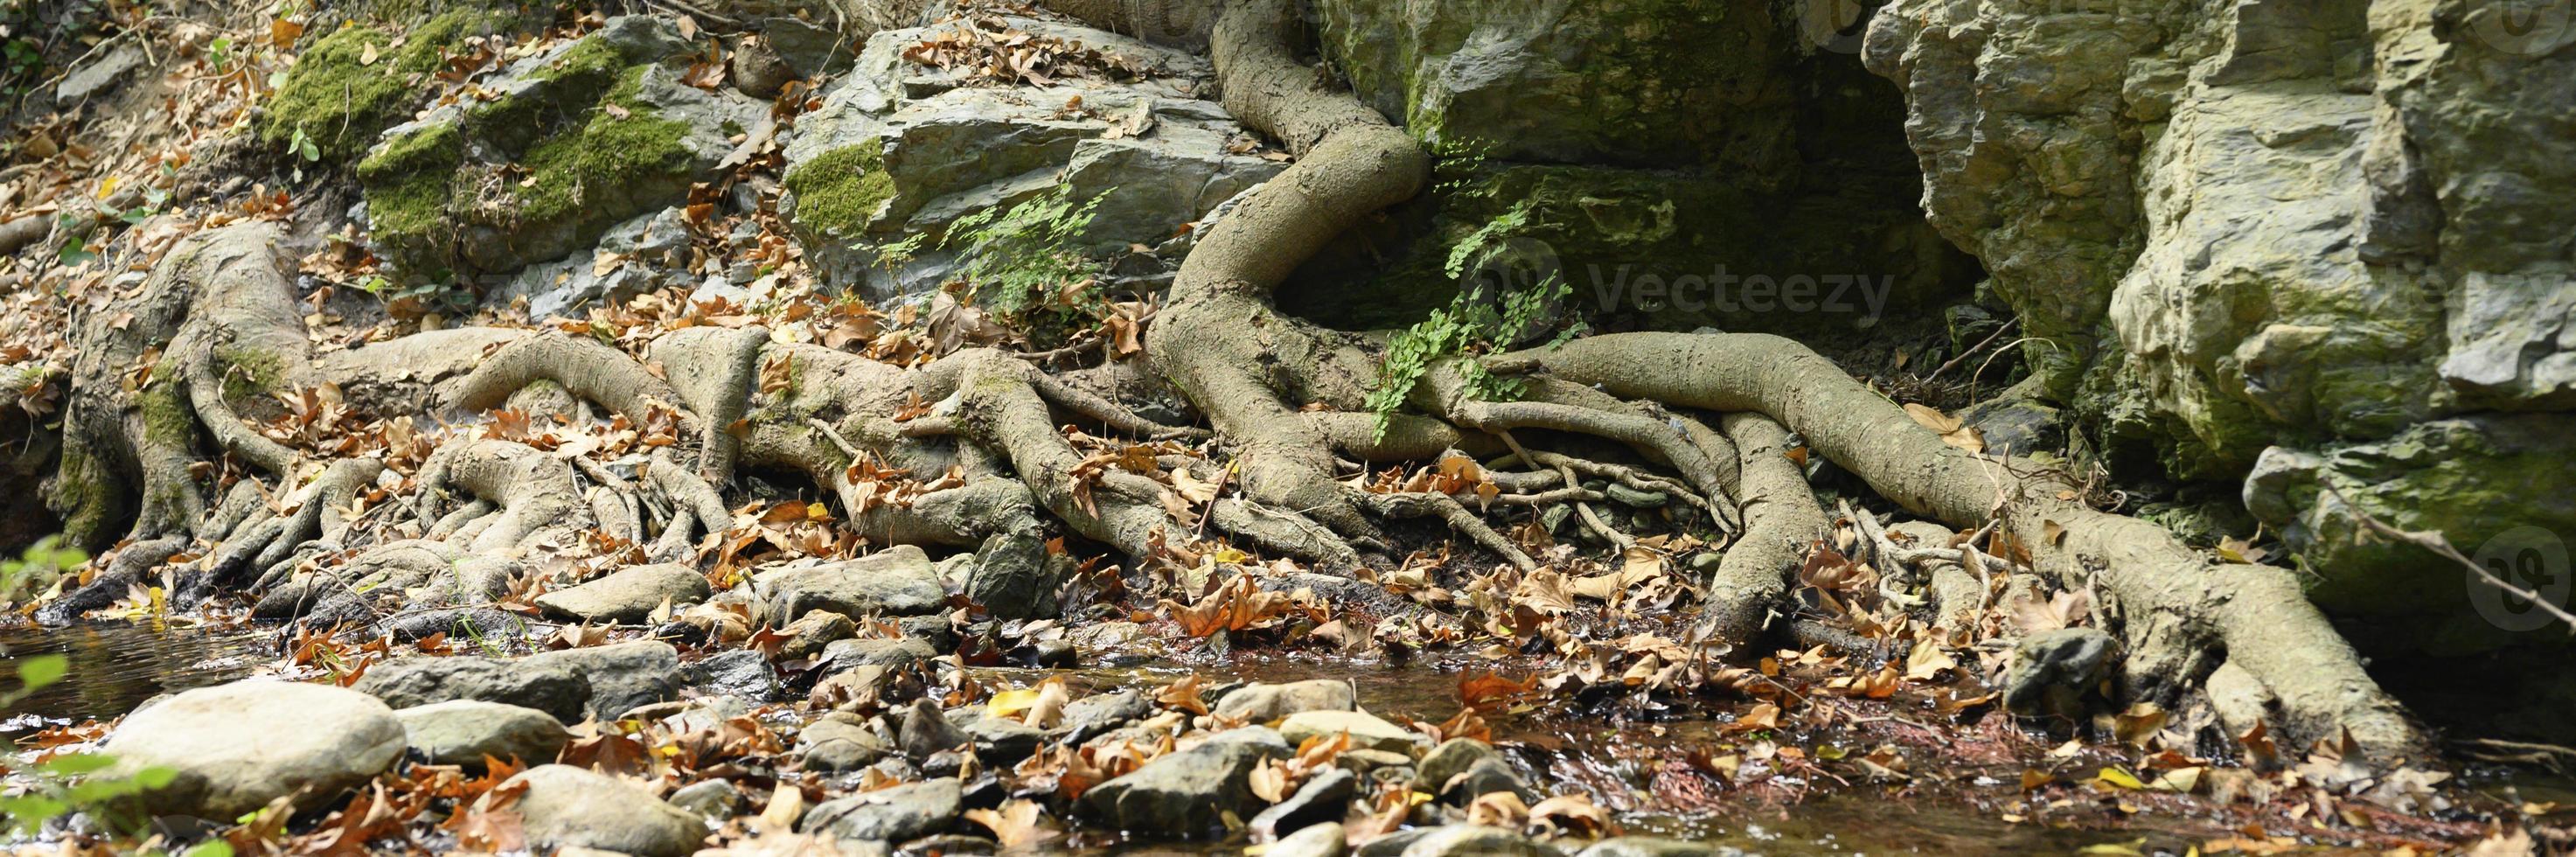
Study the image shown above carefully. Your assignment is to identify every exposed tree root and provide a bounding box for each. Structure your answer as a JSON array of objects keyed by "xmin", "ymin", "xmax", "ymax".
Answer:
[{"xmin": 23, "ymin": 0, "xmax": 2436, "ymax": 783}]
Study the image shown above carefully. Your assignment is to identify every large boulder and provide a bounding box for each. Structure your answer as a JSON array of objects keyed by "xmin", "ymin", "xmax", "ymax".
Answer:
[
  {"xmin": 1860, "ymin": 0, "xmax": 2576, "ymax": 644},
  {"xmin": 358, "ymin": 16, "xmax": 764, "ymax": 282},
  {"xmin": 101, "ymin": 680, "xmax": 406, "ymax": 819},
  {"xmin": 779, "ymin": 14, "xmax": 1285, "ymax": 296},
  {"xmin": 506, "ymin": 764, "xmax": 707, "ymax": 857}
]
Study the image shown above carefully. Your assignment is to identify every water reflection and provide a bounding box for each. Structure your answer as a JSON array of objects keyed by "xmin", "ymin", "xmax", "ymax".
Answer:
[{"xmin": 0, "ymin": 622, "xmax": 270, "ymax": 727}]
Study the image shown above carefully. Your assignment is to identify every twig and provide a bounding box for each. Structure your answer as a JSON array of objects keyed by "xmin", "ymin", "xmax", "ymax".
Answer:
[
  {"xmin": 2328, "ymin": 485, "xmax": 2576, "ymax": 634},
  {"xmin": 1920, "ymin": 318, "xmax": 2017, "ymax": 387}
]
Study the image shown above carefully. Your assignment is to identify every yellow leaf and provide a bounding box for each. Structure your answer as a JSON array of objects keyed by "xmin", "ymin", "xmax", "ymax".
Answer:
[
  {"xmin": 1903, "ymin": 402, "xmax": 1961, "ymax": 434},
  {"xmin": 359, "ymin": 39, "xmax": 379, "ymax": 66},
  {"xmin": 2093, "ymin": 767, "xmax": 2146, "ymax": 790}
]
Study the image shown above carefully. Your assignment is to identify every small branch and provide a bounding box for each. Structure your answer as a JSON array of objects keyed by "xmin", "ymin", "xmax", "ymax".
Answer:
[{"xmin": 2329, "ymin": 485, "xmax": 2576, "ymax": 634}]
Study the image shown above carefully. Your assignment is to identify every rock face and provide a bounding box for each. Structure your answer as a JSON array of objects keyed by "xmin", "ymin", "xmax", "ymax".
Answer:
[
  {"xmin": 507, "ymin": 764, "xmax": 707, "ymax": 857},
  {"xmin": 779, "ymin": 14, "xmax": 1285, "ymax": 296},
  {"xmin": 1861, "ymin": 0, "xmax": 2576, "ymax": 644},
  {"xmin": 535, "ymin": 563, "xmax": 712, "ymax": 624},
  {"xmin": 1287, "ymin": 0, "xmax": 1974, "ymax": 335},
  {"xmin": 358, "ymin": 16, "xmax": 764, "ymax": 281},
  {"xmin": 102, "ymin": 680, "xmax": 406, "ymax": 819},
  {"xmin": 394, "ymin": 700, "xmax": 573, "ymax": 766}
]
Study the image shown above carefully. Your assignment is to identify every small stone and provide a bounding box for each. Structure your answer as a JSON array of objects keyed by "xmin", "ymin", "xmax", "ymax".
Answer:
[
  {"xmin": 1417, "ymin": 738, "xmax": 1499, "ymax": 792},
  {"xmin": 800, "ymin": 714, "xmax": 894, "ymax": 771},
  {"xmin": 901, "ymin": 698, "xmax": 972, "ymax": 761},
  {"xmin": 950, "ymin": 706, "xmax": 1046, "ymax": 763},
  {"xmin": 1210, "ymin": 679, "xmax": 1355, "ymax": 721},
  {"xmin": 535, "ymin": 563, "xmax": 711, "ymax": 624},
  {"xmin": 1438, "ymin": 756, "xmax": 1536, "ymax": 805},
  {"xmin": 822, "ymin": 637, "xmax": 939, "ymax": 672},
  {"xmin": 771, "ymin": 610, "xmax": 858, "ymax": 661},
  {"xmin": 508, "ymin": 764, "xmax": 707, "ymax": 857},
  {"xmin": 668, "ymin": 778, "xmax": 748, "ymax": 821},
  {"xmin": 1271, "ymin": 821, "xmax": 1349, "ymax": 857},
  {"xmin": 800, "ymin": 778, "xmax": 964, "ymax": 844},
  {"xmin": 1278, "ymin": 710, "xmax": 1417, "ymax": 754},
  {"xmin": 102, "ymin": 680, "xmax": 406, "ymax": 819},
  {"xmin": 394, "ymin": 700, "xmax": 571, "ymax": 767},
  {"xmin": 1335, "ymin": 749, "xmax": 1413, "ymax": 774},
  {"xmin": 730, "ymin": 34, "xmax": 796, "ymax": 98},
  {"xmin": 1034, "ymin": 639, "xmax": 1077, "ymax": 668},
  {"xmin": 2004, "ymin": 627, "xmax": 2117, "ymax": 721},
  {"xmin": 965, "ymin": 531, "xmax": 1055, "ymax": 620},
  {"xmin": 1250, "ymin": 766, "xmax": 1354, "ymax": 840},
  {"xmin": 1054, "ymin": 690, "xmax": 1149, "ymax": 745}
]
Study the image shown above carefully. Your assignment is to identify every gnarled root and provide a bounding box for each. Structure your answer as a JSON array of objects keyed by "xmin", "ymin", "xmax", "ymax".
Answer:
[
  {"xmin": 1512, "ymin": 332, "xmax": 2433, "ymax": 763},
  {"xmin": 1692, "ymin": 413, "xmax": 1826, "ymax": 647}
]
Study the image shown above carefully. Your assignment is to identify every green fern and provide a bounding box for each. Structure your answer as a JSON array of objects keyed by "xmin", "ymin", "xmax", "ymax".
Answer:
[{"xmin": 1369, "ymin": 200, "xmax": 1575, "ymax": 442}]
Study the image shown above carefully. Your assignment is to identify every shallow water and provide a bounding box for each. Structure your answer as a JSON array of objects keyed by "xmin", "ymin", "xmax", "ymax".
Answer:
[{"xmin": 0, "ymin": 621, "xmax": 271, "ymax": 728}]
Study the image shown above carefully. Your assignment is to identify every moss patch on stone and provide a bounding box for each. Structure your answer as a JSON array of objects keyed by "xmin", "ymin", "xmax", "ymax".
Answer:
[
  {"xmin": 356, "ymin": 122, "xmax": 466, "ymax": 275},
  {"xmin": 783, "ymin": 141, "xmax": 894, "ymax": 236},
  {"xmin": 508, "ymin": 67, "xmax": 695, "ymax": 226},
  {"xmin": 259, "ymin": 10, "xmax": 501, "ymax": 162}
]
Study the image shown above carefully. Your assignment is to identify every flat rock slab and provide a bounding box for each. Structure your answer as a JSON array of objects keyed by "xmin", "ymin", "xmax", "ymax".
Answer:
[
  {"xmin": 1278, "ymin": 710, "xmax": 1418, "ymax": 754},
  {"xmin": 762, "ymin": 546, "xmax": 947, "ymax": 624},
  {"xmin": 1081, "ymin": 727, "xmax": 1290, "ymax": 837},
  {"xmin": 353, "ymin": 655, "xmax": 592, "ymax": 723},
  {"xmin": 800, "ymin": 778, "xmax": 963, "ymax": 844},
  {"xmin": 535, "ymin": 563, "xmax": 711, "ymax": 624},
  {"xmin": 1211, "ymin": 679, "xmax": 1355, "ymax": 721},
  {"xmin": 103, "ymin": 680, "xmax": 406, "ymax": 819}
]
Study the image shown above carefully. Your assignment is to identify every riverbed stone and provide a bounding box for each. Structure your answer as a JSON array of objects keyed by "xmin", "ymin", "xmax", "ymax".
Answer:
[
  {"xmin": 899, "ymin": 698, "xmax": 971, "ymax": 761},
  {"xmin": 822, "ymin": 637, "xmax": 940, "ymax": 672},
  {"xmin": 394, "ymin": 700, "xmax": 571, "ymax": 767},
  {"xmin": 668, "ymin": 777, "xmax": 748, "ymax": 821},
  {"xmin": 1271, "ymin": 821, "xmax": 1350, "ymax": 857},
  {"xmin": 1279, "ymin": 710, "xmax": 1418, "ymax": 754},
  {"xmin": 762, "ymin": 546, "xmax": 948, "ymax": 624},
  {"xmin": 535, "ymin": 562, "xmax": 711, "ymax": 624},
  {"xmin": 1080, "ymin": 727, "xmax": 1292, "ymax": 836},
  {"xmin": 1250, "ymin": 766, "xmax": 1355, "ymax": 840},
  {"xmin": 799, "ymin": 778, "xmax": 964, "ymax": 845},
  {"xmin": 1211, "ymin": 679, "xmax": 1356, "ymax": 721},
  {"xmin": 1577, "ymin": 838, "xmax": 1733, "ymax": 857},
  {"xmin": 1053, "ymin": 688, "xmax": 1150, "ymax": 745},
  {"xmin": 352, "ymin": 655, "xmax": 591, "ymax": 723},
  {"xmin": 2005, "ymin": 627, "xmax": 2117, "ymax": 721},
  {"xmin": 526, "ymin": 640, "xmax": 683, "ymax": 721},
  {"xmin": 947, "ymin": 706, "xmax": 1047, "ymax": 763},
  {"xmin": 801, "ymin": 714, "xmax": 895, "ymax": 771},
  {"xmin": 1438, "ymin": 756, "xmax": 1537, "ymax": 805},
  {"xmin": 772, "ymin": 610, "xmax": 859, "ymax": 661},
  {"xmin": 685, "ymin": 649, "xmax": 783, "ymax": 701},
  {"xmin": 508, "ymin": 763, "xmax": 707, "ymax": 857},
  {"xmin": 1417, "ymin": 738, "xmax": 1500, "ymax": 793},
  {"xmin": 102, "ymin": 680, "xmax": 406, "ymax": 819}
]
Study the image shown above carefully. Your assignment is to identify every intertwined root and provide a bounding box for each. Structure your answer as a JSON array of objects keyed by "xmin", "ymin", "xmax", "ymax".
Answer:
[{"xmin": 30, "ymin": 0, "xmax": 2433, "ymax": 777}]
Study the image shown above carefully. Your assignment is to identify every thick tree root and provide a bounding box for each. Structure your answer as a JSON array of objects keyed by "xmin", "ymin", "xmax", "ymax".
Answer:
[
  {"xmin": 1692, "ymin": 414, "xmax": 1825, "ymax": 647},
  {"xmin": 1509, "ymin": 332, "xmax": 2433, "ymax": 763}
]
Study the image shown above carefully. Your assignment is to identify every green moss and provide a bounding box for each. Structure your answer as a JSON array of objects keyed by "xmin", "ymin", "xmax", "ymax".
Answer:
[
  {"xmin": 510, "ymin": 72, "xmax": 695, "ymax": 226},
  {"xmin": 216, "ymin": 346, "xmax": 286, "ymax": 400},
  {"xmin": 783, "ymin": 141, "xmax": 894, "ymax": 236},
  {"xmin": 138, "ymin": 378, "xmax": 195, "ymax": 449},
  {"xmin": 356, "ymin": 122, "xmax": 466, "ymax": 272},
  {"xmin": 259, "ymin": 10, "xmax": 502, "ymax": 162}
]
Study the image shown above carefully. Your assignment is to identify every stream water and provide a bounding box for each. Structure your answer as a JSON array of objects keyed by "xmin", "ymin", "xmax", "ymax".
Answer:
[{"xmin": 3, "ymin": 623, "xmax": 2533, "ymax": 855}]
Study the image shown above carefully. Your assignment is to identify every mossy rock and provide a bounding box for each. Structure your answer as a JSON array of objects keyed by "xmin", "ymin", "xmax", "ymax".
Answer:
[
  {"xmin": 356, "ymin": 16, "xmax": 758, "ymax": 281},
  {"xmin": 259, "ymin": 10, "xmax": 522, "ymax": 163},
  {"xmin": 1280, "ymin": 161, "xmax": 1975, "ymax": 336},
  {"xmin": 782, "ymin": 140, "xmax": 895, "ymax": 239}
]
